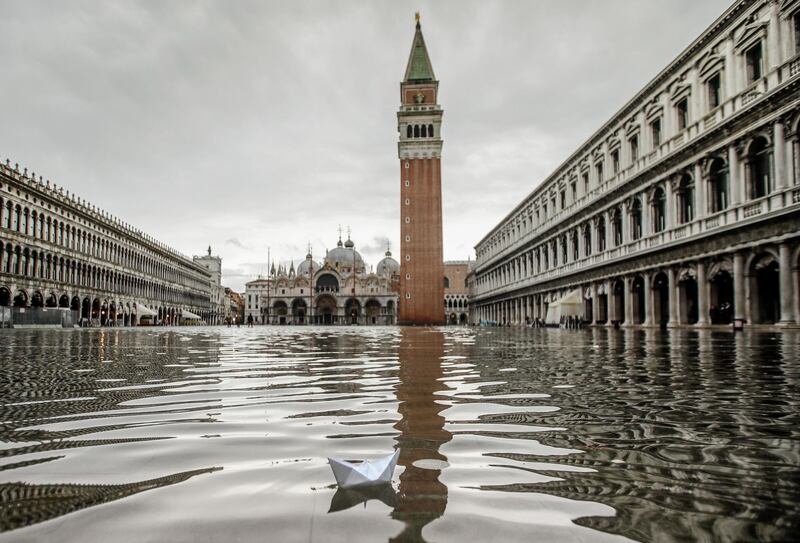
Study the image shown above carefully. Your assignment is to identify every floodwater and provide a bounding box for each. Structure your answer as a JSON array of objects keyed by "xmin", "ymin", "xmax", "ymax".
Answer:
[{"xmin": 0, "ymin": 327, "xmax": 798, "ymax": 543}]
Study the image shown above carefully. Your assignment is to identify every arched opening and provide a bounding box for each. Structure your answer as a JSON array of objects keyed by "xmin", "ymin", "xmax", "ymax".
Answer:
[
  {"xmin": 273, "ymin": 301, "xmax": 288, "ymax": 324},
  {"xmin": 316, "ymin": 294, "xmax": 337, "ymax": 325},
  {"xmin": 611, "ymin": 207, "xmax": 623, "ymax": 246},
  {"xmin": 678, "ymin": 269, "xmax": 698, "ymax": 324},
  {"xmin": 583, "ymin": 224, "xmax": 592, "ymax": 256},
  {"xmin": 316, "ymin": 273, "xmax": 339, "ymax": 293},
  {"xmin": 292, "ymin": 298, "xmax": 307, "ymax": 324},
  {"xmin": 443, "ymin": 276, "xmax": 450, "ymax": 288},
  {"xmin": 13, "ymin": 290, "xmax": 28, "ymax": 308},
  {"xmin": 676, "ymin": 174, "xmax": 695, "ymax": 224},
  {"xmin": 652, "ymin": 272, "xmax": 669, "ymax": 327},
  {"xmin": 91, "ymin": 298, "xmax": 101, "ymax": 320},
  {"xmin": 82, "ymin": 297, "xmax": 91, "ymax": 323},
  {"xmin": 421, "ymin": 124, "xmax": 427, "ymax": 137},
  {"xmin": 365, "ymin": 299, "xmax": 381, "ymax": 325},
  {"xmin": 100, "ymin": 301, "xmax": 109, "ymax": 326},
  {"xmin": 597, "ymin": 217, "xmax": 606, "ymax": 252},
  {"xmin": 71, "ymin": 296, "xmax": 80, "ymax": 312},
  {"xmin": 583, "ymin": 289, "xmax": 593, "ymax": 324},
  {"xmin": 746, "ymin": 137, "xmax": 772, "ymax": 199},
  {"xmin": 413, "ymin": 125, "xmax": 420, "ymax": 138},
  {"xmin": 631, "ymin": 199, "xmax": 643, "ymax": 240},
  {"xmin": 31, "ymin": 291, "xmax": 44, "ymax": 308},
  {"xmin": 751, "ymin": 254, "xmax": 780, "ymax": 324},
  {"xmin": 598, "ymin": 286, "xmax": 608, "ymax": 324},
  {"xmin": 406, "ymin": 125, "xmax": 412, "ymax": 138},
  {"xmin": 652, "ymin": 187, "xmax": 666, "ymax": 232},
  {"xmin": 0, "ymin": 287, "xmax": 10, "ymax": 306},
  {"xmin": 709, "ymin": 267, "xmax": 734, "ymax": 324},
  {"xmin": 59, "ymin": 294, "xmax": 70, "ymax": 308},
  {"xmin": 708, "ymin": 158, "xmax": 729, "ymax": 213},
  {"xmin": 45, "ymin": 293, "xmax": 58, "ymax": 308},
  {"xmin": 612, "ymin": 279, "xmax": 625, "ymax": 324},
  {"xmin": 631, "ymin": 276, "xmax": 646, "ymax": 324},
  {"xmin": 345, "ymin": 298, "xmax": 361, "ymax": 325}
]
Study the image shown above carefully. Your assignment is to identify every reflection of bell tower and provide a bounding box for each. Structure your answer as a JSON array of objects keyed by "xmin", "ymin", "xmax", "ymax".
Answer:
[
  {"xmin": 391, "ymin": 328, "xmax": 450, "ymax": 541},
  {"xmin": 398, "ymin": 13, "xmax": 445, "ymax": 325}
]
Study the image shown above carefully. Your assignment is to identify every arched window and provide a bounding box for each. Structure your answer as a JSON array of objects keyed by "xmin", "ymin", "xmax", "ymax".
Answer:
[
  {"xmin": 421, "ymin": 124, "xmax": 427, "ymax": 137},
  {"xmin": 630, "ymin": 198, "xmax": 642, "ymax": 240},
  {"xmin": 443, "ymin": 276, "xmax": 450, "ymax": 288},
  {"xmin": 597, "ymin": 217, "xmax": 607, "ymax": 252},
  {"xmin": 428, "ymin": 124, "xmax": 434, "ymax": 137},
  {"xmin": 677, "ymin": 174, "xmax": 694, "ymax": 224},
  {"xmin": 413, "ymin": 125, "xmax": 420, "ymax": 138},
  {"xmin": 4, "ymin": 202, "xmax": 12, "ymax": 229},
  {"xmin": 406, "ymin": 125, "xmax": 412, "ymax": 138},
  {"xmin": 572, "ymin": 231, "xmax": 579, "ymax": 261},
  {"xmin": 652, "ymin": 187, "xmax": 666, "ymax": 233},
  {"xmin": 747, "ymin": 137, "xmax": 772, "ymax": 199},
  {"xmin": 583, "ymin": 223, "xmax": 592, "ymax": 256},
  {"xmin": 708, "ymin": 158, "xmax": 728, "ymax": 213},
  {"xmin": 611, "ymin": 208, "xmax": 623, "ymax": 246}
]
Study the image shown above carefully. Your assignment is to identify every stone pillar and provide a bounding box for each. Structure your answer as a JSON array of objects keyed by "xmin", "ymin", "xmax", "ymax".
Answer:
[
  {"xmin": 733, "ymin": 252, "xmax": 746, "ymax": 323},
  {"xmin": 728, "ymin": 144, "xmax": 741, "ymax": 206},
  {"xmin": 665, "ymin": 180, "xmax": 675, "ymax": 229},
  {"xmin": 694, "ymin": 162, "xmax": 706, "ymax": 219},
  {"xmin": 774, "ymin": 120, "xmax": 787, "ymax": 191},
  {"xmin": 605, "ymin": 210, "xmax": 613, "ymax": 250},
  {"xmin": 642, "ymin": 197, "xmax": 651, "ymax": 237},
  {"xmin": 793, "ymin": 265, "xmax": 800, "ymax": 325},
  {"xmin": 696, "ymin": 261, "xmax": 709, "ymax": 326},
  {"xmin": 779, "ymin": 243, "xmax": 795, "ymax": 324},
  {"xmin": 623, "ymin": 276, "xmax": 634, "ymax": 327},
  {"xmin": 591, "ymin": 283, "xmax": 599, "ymax": 324},
  {"xmin": 667, "ymin": 267, "xmax": 679, "ymax": 327},
  {"xmin": 605, "ymin": 279, "xmax": 614, "ymax": 326},
  {"xmin": 643, "ymin": 272, "xmax": 653, "ymax": 326}
]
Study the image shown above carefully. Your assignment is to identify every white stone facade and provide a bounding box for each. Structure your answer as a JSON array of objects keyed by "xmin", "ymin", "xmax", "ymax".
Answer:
[
  {"xmin": 473, "ymin": 0, "xmax": 800, "ymax": 328},
  {"xmin": 0, "ymin": 161, "xmax": 214, "ymax": 326}
]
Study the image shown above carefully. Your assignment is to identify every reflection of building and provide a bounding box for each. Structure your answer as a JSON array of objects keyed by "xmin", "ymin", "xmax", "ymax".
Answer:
[
  {"xmin": 244, "ymin": 235, "xmax": 399, "ymax": 325},
  {"xmin": 391, "ymin": 327, "xmax": 450, "ymax": 541},
  {"xmin": 0, "ymin": 161, "xmax": 213, "ymax": 326},
  {"xmin": 397, "ymin": 16, "xmax": 445, "ymax": 325},
  {"xmin": 472, "ymin": 0, "xmax": 800, "ymax": 328},
  {"xmin": 224, "ymin": 287, "xmax": 244, "ymax": 323},
  {"xmin": 443, "ymin": 260, "xmax": 472, "ymax": 324}
]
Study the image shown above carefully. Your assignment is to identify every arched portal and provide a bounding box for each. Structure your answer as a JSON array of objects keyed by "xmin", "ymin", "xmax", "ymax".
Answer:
[
  {"xmin": 612, "ymin": 279, "xmax": 625, "ymax": 324},
  {"xmin": 13, "ymin": 290, "xmax": 28, "ymax": 307},
  {"xmin": 45, "ymin": 293, "xmax": 57, "ymax": 308},
  {"xmin": 364, "ymin": 299, "xmax": 381, "ymax": 325},
  {"xmin": 631, "ymin": 276, "xmax": 646, "ymax": 324},
  {"xmin": 316, "ymin": 294, "xmax": 337, "ymax": 325},
  {"xmin": 316, "ymin": 274, "xmax": 339, "ymax": 293},
  {"xmin": 273, "ymin": 301, "xmax": 289, "ymax": 325},
  {"xmin": 71, "ymin": 296, "xmax": 80, "ymax": 312},
  {"xmin": 91, "ymin": 298, "xmax": 101, "ymax": 320},
  {"xmin": 652, "ymin": 272, "xmax": 669, "ymax": 327},
  {"xmin": 0, "ymin": 287, "xmax": 10, "ymax": 307},
  {"xmin": 31, "ymin": 291, "xmax": 44, "ymax": 308},
  {"xmin": 59, "ymin": 294, "xmax": 70, "ymax": 308},
  {"xmin": 82, "ymin": 297, "xmax": 91, "ymax": 323},
  {"xmin": 678, "ymin": 268, "xmax": 698, "ymax": 324},
  {"xmin": 291, "ymin": 298, "xmax": 307, "ymax": 324},
  {"xmin": 345, "ymin": 298, "xmax": 361, "ymax": 325},
  {"xmin": 709, "ymin": 266, "xmax": 734, "ymax": 324},
  {"xmin": 751, "ymin": 254, "xmax": 780, "ymax": 324}
]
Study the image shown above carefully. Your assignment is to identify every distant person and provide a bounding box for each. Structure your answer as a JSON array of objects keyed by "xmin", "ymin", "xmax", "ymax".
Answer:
[{"xmin": 247, "ymin": 314, "xmax": 254, "ymax": 327}]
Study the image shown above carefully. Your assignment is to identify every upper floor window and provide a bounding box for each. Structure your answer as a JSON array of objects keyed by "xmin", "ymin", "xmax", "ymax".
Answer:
[
  {"xmin": 676, "ymin": 98, "xmax": 689, "ymax": 131},
  {"xmin": 707, "ymin": 73, "xmax": 721, "ymax": 110},
  {"xmin": 651, "ymin": 118, "xmax": 662, "ymax": 148},
  {"xmin": 708, "ymin": 158, "xmax": 729, "ymax": 213},
  {"xmin": 677, "ymin": 174, "xmax": 695, "ymax": 224},
  {"xmin": 570, "ymin": 181, "xmax": 577, "ymax": 202},
  {"xmin": 652, "ymin": 187, "xmax": 666, "ymax": 233},
  {"xmin": 595, "ymin": 161, "xmax": 604, "ymax": 184},
  {"xmin": 745, "ymin": 42, "xmax": 763, "ymax": 83},
  {"xmin": 629, "ymin": 134, "xmax": 639, "ymax": 162},
  {"xmin": 611, "ymin": 150, "xmax": 620, "ymax": 175},
  {"xmin": 746, "ymin": 136, "xmax": 772, "ymax": 199},
  {"xmin": 582, "ymin": 172, "xmax": 589, "ymax": 194},
  {"xmin": 795, "ymin": 11, "xmax": 800, "ymax": 53},
  {"xmin": 443, "ymin": 276, "xmax": 450, "ymax": 288},
  {"xmin": 559, "ymin": 191, "xmax": 566, "ymax": 210}
]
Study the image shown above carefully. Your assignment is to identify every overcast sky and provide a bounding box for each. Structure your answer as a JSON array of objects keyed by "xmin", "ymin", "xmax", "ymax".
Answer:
[{"xmin": 1, "ymin": 0, "xmax": 734, "ymax": 291}]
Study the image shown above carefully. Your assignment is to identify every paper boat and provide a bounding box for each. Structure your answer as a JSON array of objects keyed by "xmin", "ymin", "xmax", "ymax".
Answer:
[{"xmin": 327, "ymin": 450, "xmax": 400, "ymax": 489}]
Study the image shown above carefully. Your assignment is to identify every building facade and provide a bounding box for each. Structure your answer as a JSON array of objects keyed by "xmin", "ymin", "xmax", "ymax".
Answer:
[
  {"xmin": 244, "ymin": 236, "xmax": 400, "ymax": 325},
  {"xmin": 444, "ymin": 260, "xmax": 471, "ymax": 324},
  {"xmin": 473, "ymin": 0, "xmax": 800, "ymax": 328},
  {"xmin": 398, "ymin": 16, "xmax": 445, "ymax": 325},
  {"xmin": 0, "ymin": 160, "xmax": 214, "ymax": 326},
  {"xmin": 193, "ymin": 247, "xmax": 226, "ymax": 325}
]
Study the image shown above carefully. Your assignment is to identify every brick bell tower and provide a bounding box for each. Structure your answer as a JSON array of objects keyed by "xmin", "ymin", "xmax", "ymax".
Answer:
[{"xmin": 398, "ymin": 13, "xmax": 445, "ymax": 325}]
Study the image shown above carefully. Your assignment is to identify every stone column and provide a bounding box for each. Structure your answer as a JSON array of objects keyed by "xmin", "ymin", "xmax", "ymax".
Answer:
[
  {"xmin": 665, "ymin": 180, "xmax": 675, "ymax": 229},
  {"xmin": 667, "ymin": 267, "xmax": 679, "ymax": 327},
  {"xmin": 623, "ymin": 276, "xmax": 634, "ymax": 327},
  {"xmin": 605, "ymin": 210, "xmax": 613, "ymax": 250},
  {"xmin": 642, "ymin": 196, "xmax": 651, "ymax": 237},
  {"xmin": 696, "ymin": 261, "xmax": 709, "ymax": 326},
  {"xmin": 605, "ymin": 279, "xmax": 614, "ymax": 326},
  {"xmin": 728, "ymin": 144, "xmax": 741, "ymax": 207},
  {"xmin": 779, "ymin": 243, "xmax": 795, "ymax": 324},
  {"xmin": 591, "ymin": 283, "xmax": 599, "ymax": 324},
  {"xmin": 774, "ymin": 120, "xmax": 787, "ymax": 191},
  {"xmin": 643, "ymin": 272, "xmax": 653, "ymax": 326},
  {"xmin": 793, "ymin": 265, "xmax": 800, "ymax": 325},
  {"xmin": 733, "ymin": 252, "xmax": 746, "ymax": 323}
]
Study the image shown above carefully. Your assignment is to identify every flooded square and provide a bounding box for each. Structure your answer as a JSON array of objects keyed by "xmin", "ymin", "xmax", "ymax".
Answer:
[{"xmin": 0, "ymin": 326, "xmax": 798, "ymax": 542}]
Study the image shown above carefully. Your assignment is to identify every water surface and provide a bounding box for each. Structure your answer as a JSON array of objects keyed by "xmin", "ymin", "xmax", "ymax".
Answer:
[{"xmin": 0, "ymin": 327, "xmax": 797, "ymax": 542}]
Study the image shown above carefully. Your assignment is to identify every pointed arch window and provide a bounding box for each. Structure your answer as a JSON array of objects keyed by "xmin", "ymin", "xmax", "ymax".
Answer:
[
  {"xmin": 708, "ymin": 158, "xmax": 729, "ymax": 212},
  {"xmin": 746, "ymin": 137, "xmax": 772, "ymax": 199},
  {"xmin": 406, "ymin": 125, "xmax": 412, "ymax": 138},
  {"xmin": 652, "ymin": 187, "xmax": 666, "ymax": 233},
  {"xmin": 630, "ymin": 199, "xmax": 642, "ymax": 240},
  {"xmin": 677, "ymin": 174, "xmax": 695, "ymax": 224}
]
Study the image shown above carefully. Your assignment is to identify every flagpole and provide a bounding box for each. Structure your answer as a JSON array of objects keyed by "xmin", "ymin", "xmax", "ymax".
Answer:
[{"xmin": 266, "ymin": 246, "xmax": 271, "ymax": 326}]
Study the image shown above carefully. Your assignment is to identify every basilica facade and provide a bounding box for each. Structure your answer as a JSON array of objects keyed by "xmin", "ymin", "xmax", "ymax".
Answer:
[
  {"xmin": 244, "ymin": 236, "xmax": 400, "ymax": 325},
  {"xmin": 473, "ymin": 0, "xmax": 800, "ymax": 328}
]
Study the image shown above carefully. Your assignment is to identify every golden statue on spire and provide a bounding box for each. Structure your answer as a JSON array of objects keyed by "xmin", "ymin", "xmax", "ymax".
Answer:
[{"xmin": 415, "ymin": 11, "xmax": 420, "ymax": 24}]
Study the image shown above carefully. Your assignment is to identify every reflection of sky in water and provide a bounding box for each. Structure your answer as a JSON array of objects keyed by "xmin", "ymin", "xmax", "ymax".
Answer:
[{"xmin": 0, "ymin": 327, "xmax": 798, "ymax": 542}]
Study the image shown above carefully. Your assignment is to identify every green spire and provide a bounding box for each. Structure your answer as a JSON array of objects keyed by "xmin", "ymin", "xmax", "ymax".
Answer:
[{"xmin": 403, "ymin": 16, "xmax": 436, "ymax": 82}]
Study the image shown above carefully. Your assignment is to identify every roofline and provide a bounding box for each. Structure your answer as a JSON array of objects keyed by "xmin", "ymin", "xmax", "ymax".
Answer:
[{"xmin": 475, "ymin": 0, "xmax": 751, "ymax": 248}]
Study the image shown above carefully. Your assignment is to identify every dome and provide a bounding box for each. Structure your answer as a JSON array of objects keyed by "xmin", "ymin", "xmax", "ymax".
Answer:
[
  {"xmin": 297, "ymin": 253, "xmax": 321, "ymax": 276},
  {"xmin": 376, "ymin": 249, "xmax": 399, "ymax": 277},
  {"xmin": 325, "ymin": 236, "xmax": 366, "ymax": 273}
]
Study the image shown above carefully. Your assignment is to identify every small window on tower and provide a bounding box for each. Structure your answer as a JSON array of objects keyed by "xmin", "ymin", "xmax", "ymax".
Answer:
[
  {"xmin": 405, "ymin": 235, "xmax": 410, "ymax": 242},
  {"xmin": 428, "ymin": 124, "xmax": 434, "ymax": 137},
  {"xmin": 404, "ymin": 180, "xmax": 410, "ymax": 187},
  {"xmin": 406, "ymin": 125, "xmax": 412, "ymax": 138},
  {"xmin": 404, "ymin": 161, "xmax": 409, "ymax": 169},
  {"xmin": 405, "ymin": 273, "xmax": 411, "ymax": 280},
  {"xmin": 405, "ymin": 216, "xmax": 411, "ymax": 223},
  {"xmin": 405, "ymin": 255, "xmax": 411, "ymax": 261},
  {"xmin": 405, "ymin": 198, "xmax": 410, "ymax": 205},
  {"xmin": 405, "ymin": 292, "xmax": 411, "ymax": 299},
  {"xmin": 421, "ymin": 125, "xmax": 427, "ymax": 137}
]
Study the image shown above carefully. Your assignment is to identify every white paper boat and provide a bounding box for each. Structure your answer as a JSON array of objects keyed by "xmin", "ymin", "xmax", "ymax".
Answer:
[{"xmin": 327, "ymin": 450, "xmax": 400, "ymax": 489}]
